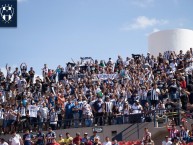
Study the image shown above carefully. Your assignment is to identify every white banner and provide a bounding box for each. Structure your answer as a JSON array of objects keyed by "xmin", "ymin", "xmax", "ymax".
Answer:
[{"xmin": 97, "ymin": 74, "xmax": 118, "ymax": 80}]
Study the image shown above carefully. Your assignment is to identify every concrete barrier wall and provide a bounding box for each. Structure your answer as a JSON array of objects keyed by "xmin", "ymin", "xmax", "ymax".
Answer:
[{"xmin": 0, "ymin": 122, "xmax": 168, "ymax": 142}]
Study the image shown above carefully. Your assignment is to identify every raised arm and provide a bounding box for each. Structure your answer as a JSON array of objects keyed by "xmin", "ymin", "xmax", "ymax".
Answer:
[
  {"xmin": 24, "ymin": 63, "xmax": 27, "ymax": 70},
  {"xmin": 5, "ymin": 64, "xmax": 8, "ymax": 70}
]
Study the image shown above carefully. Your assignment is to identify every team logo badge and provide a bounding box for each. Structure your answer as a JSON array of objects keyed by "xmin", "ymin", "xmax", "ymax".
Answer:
[{"xmin": 0, "ymin": 4, "xmax": 14, "ymax": 23}]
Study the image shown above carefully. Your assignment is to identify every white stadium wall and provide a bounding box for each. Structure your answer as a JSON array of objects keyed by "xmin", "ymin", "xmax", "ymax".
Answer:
[{"xmin": 148, "ymin": 29, "xmax": 193, "ymax": 56}]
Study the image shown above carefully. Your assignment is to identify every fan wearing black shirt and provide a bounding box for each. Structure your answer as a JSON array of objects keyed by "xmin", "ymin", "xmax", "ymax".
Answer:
[
  {"xmin": 20, "ymin": 63, "xmax": 27, "ymax": 78},
  {"xmin": 29, "ymin": 67, "xmax": 35, "ymax": 84},
  {"xmin": 180, "ymin": 88, "xmax": 188, "ymax": 111}
]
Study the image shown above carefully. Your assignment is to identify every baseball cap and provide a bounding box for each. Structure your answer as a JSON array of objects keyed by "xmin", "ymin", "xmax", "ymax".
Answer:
[
  {"xmin": 59, "ymin": 134, "xmax": 63, "ymax": 137},
  {"xmin": 84, "ymin": 132, "xmax": 88, "ymax": 135}
]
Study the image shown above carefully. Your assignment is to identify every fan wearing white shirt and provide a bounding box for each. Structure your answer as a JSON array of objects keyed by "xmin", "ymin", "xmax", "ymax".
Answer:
[
  {"xmin": 27, "ymin": 104, "xmax": 39, "ymax": 131},
  {"xmin": 9, "ymin": 131, "xmax": 23, "ymax": 145},
  {"xmin": 131, "ymin": 100, "xmax": 143, "ymax": 114},
  {"xmin": 39, "ymin": 103, "xmax": 49, "ymax": 122},
  {"xmin": 102, "ymin": 137, "xmax": 112, "ymax": 145},
  {"xmin": 162, "ymin": 136, "xmax": 172, "ymax": 145},
  {"xmin": 0, "ymin": 92, "xmax": 5, "ymax": 104},
  {"xmin": 42, "ymin": 64, "xmax": 48, "ymax": 79},
  {"xmin": 0, "ymin": 138, "xmax": 8, "ymax": 145},
  {"xmin": 5, "ymin": 64, "xmax": 12, "ymax": 80},
  {"xmin": 169, "ymin": 60, "xmax": 177, "ymax": 72}
]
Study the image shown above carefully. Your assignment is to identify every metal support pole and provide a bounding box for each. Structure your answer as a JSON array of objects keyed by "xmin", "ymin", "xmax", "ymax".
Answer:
[
  {"xmin": 137, "ymin": 123, "xmax": 139, "ymax": 139},
  {"xmin": 154, "ymin": 110, "xmax": 156, "ymax": 127}
]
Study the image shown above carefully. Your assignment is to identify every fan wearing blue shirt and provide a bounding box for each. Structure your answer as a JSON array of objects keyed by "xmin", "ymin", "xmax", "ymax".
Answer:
[
  {"xmin": 23, "ymin": 130, "xmax": 33, "ymax": 145},
  {"xmin": 64, "ymin": 98, "xmax": 74, "ymax": 128}
]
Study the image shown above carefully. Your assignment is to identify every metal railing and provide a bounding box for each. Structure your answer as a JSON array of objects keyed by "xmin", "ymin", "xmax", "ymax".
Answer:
[{"xmin": 0, "ymin": 108, "xmax": 183, "ymax": 134}]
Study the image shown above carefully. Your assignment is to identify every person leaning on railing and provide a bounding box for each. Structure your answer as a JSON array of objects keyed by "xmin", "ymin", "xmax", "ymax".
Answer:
[
  {"xmin": 72, "ymin": 101, "xmax": 80, "ymax": 128},
  {"xmin": 143, "ymin": 101, "xmax": 153, "ymax": 122},
  {"xmin": 104, "ymin": 96, "xmax": 113, "ymax": 125},
  {"xmin": 122, "ymin": 101, "xmax": 131, "ymax": 123},
  {"xmin": 155, "ymin": 100, "xmax": 167, "ymax": 124}
]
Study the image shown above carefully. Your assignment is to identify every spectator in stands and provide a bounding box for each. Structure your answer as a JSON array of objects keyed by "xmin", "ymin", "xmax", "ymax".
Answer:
[
  {"xmin": 104, "ymin": 96, "xmax": 113, "ymax": 125},
  {"xmin": 93, "ymin": 137, "xmax": 101, "ymax": 145},
  {"xmin": 160, "ymin": 83, "xmax": 169, "ymax": 101},
  {"xmin": 67, "ymin": 139, "xmax": 75, "ymax": 145},
  {"xmin": 143, "ymin": 102, "xmax": 153, "ymax": 122},
  {"xmin": 35, "ymin": 129, "xmax": 45, "ymax": 145},
  {"xmin": 162, "ymin": 136, "xmax": 172, "ymax": 145},
  {"xmin": 179, "ymin": 125, "xmax": 188, "ymax": 142},
  {"xmin": 90, "ymin": 131, "xmax": 100, "ymax": 144},
  {"xmin": 27, "ymin": 102, "xmax": 39, "ymax": 132},
  {"xmin": 82, "ymin": 101, "xmax": 93, "ymax": 127},
  {"xmin": 141, "ymin": 135, "xmax": 154, "ymax": 145},
  {"xmin": 23, "ymin": 129, "xmax": 33, "ymax": 145},
  {"xmin": 140, "ymin": 86, "xmax": 148, "ymax": 107},
  {"xmin": 49, "ymin": 108, "xmax": 58, "ymax": 130},
  {"xmin": 112, "ymin": 104, "xmax": 123, "ymax": 124},
  {"xmin": 82, "ymin": 134, "xmax": 92, "ymax": 145},
  {"xmin": 72, "ymin": 101, "xmax": 80, "ymax": 128},
  {"xmin": 81, "ymin": 132, "xmax": 89, "ymax": 144},
  {"xmin": 131, "ymin": 100, "xmax": 143, "ymax": 114},
  {"xmin": 142, "ymin": 128, "xmax": 152, "ymax": 141},
  {"xmin": 64, "ymin": 98, "xmax": 74, "ymax": 129},
  {"xmin": 93, "ymin": 97, "xmax": 104, "ymax": 126},
  {"xmin": 150, "ymin": 83, "xmax": 160, "ymax": 108},
  {"xmin": 5, "ymin": 64, "xmax": 12, "ymax": 80},
  {"xmin": 0, "ymin": 138, "xmax": 8, "ymax": 145},
  {"xmin": 102, "ymin": 137, "xmax": 112, "ymax": 145},
  {"xmin": 172, "ymin": 137, "xmax": 180, "ymax": 145},
  {"xmin": 63, "ymin": 133, "xmax": 73, "ymax": 145},
  {"xmin": 39, "ymin": 103, "xmax": 49, "ymax": 130},
  {"xmin": 28, "ymin": 67, "xmax": 35, "ymax": 84},
  {"xmin": 46, "ymin": 127, "xmax": 56, "ymax": 145},
  {"xmin": 0, "ymin": 105, "xmax": 4, "ymax": 134},
  {"xmin": 73, "ymin": 132, "xmax": 82, "ymax": 145},
  {"xmin": 179, "ymin": 88, "xmax": 188, "ymax": 111},
  {"xmin": 58, "ymin": 134, "xmax": 64, "ymax": 145},
  {"xmin": 122, "ymin": 102, "xmax": 131, "ymax": 123},
  {"xmin": 188, "ymin": 124, "xmax": 193, "ymax": 143},
  {"xmin": 167, "ymin": 124, "xmax": 179, "ymax": 141},
  {"xmin": 8, "ymin": 130, "xmax": 23, "ymax": 145},
  {"xmin": 169, "ymin": 79, "xmax": 179, "ymax": 101},
  {"xmin": 112, "ymin": 140, "xmax": 118, "ymax": 145},
  {"xmin": 156, "ymin": 101, "xmax": 167, "ymax": 123}
]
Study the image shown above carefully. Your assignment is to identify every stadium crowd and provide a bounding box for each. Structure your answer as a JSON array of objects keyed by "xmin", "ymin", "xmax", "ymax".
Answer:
[
  {"xmin": 1, "ymin": 48, "xmax": 193, "ymax": 144},
  {"xmin": 2, "ymin": 128, "xmax": 114, "ymax": 145}
]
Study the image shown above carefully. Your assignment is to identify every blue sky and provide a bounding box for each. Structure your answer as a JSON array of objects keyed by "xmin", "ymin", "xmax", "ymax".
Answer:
[{"xmin": 0, "ymin": 0, "xmax": 193, "ymax": 75}]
